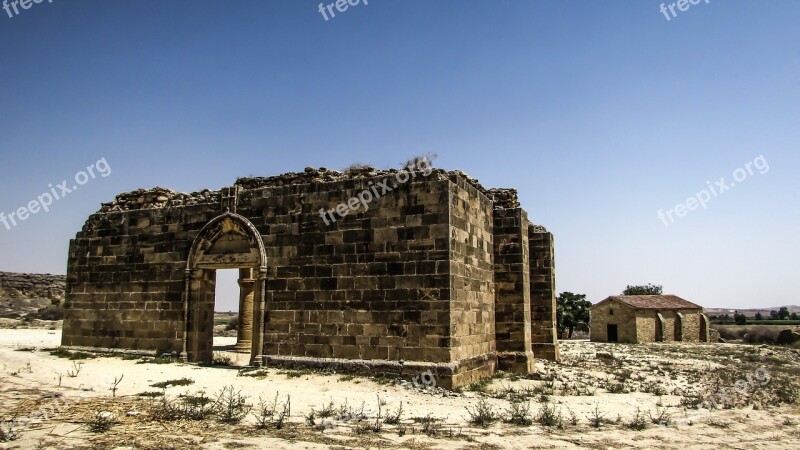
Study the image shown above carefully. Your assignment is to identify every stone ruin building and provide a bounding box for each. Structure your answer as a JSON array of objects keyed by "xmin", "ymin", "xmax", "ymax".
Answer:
[
  {"xmin": 589, "ymin": 295, "xmax": 710, "ymax": 344},
  {"xmin": 61, "ymin": 163, "xmax": 559, "ymax": 388}
]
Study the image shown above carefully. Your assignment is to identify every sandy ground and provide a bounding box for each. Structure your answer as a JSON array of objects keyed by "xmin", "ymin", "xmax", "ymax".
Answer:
[{"xmin": 1, "ymin": 328, "xmax": 799, "ymax": 449}]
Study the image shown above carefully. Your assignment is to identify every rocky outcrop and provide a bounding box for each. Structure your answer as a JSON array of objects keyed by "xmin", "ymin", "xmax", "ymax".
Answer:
[{"xmin": 0, "ymin": 272, "xmax": 66, "ymax": 318}]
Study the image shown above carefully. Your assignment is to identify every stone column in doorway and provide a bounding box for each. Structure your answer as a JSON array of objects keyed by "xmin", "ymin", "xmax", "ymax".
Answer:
[{"xmin": 235, "ymin": 268, "xmax": 255, "ymax": 353}]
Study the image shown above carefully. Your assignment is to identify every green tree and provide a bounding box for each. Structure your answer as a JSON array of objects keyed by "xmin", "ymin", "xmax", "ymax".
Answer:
[
  {"xmin": 770, "ymin": 310, "xmax": 779, "ymax": 320},
  {"xmin": 778, "ymin": 307, "xmax": 790, "ymax": 320},
  {"xmin": 556, "ymin": 292, "xmax": 592, "ymax": 339},
  {"xmin": 622, "ymin": 284, "xmax": 663, "ymax": 295},
  {"xmin": 754, "ymin": 312, "xmax": 763, "ymax": 320},
  {"xmin": 791, "ymin": 312, "xmax": 799, "ymax": 321},
  {"xmin": 734, "ymin": 311, "xmax": 747, "ymax": 325}
]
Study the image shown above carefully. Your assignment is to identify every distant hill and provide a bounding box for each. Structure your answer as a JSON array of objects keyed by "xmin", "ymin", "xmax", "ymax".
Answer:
[
  {"xmin": 0, "ymin": 272, "xmax": 66, "ymax": 318},
  {"xmin": 705, "ymin": 306, "xmax": 800, "ymax": 318}
]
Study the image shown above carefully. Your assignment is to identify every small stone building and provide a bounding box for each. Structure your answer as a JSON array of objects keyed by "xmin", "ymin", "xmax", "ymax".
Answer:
[
  {"xmin": 61, "ymin": 165, "xmax": 559, "ymax": 388},
  {"xmin": 589, "ymin": 295, "xmax": 710, "ymax": 343}
]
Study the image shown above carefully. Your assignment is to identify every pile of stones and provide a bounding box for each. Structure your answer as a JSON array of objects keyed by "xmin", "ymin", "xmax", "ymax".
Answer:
[{"xmin": 99, "ymin": 187, "xmax": 221, "ymax": 212}]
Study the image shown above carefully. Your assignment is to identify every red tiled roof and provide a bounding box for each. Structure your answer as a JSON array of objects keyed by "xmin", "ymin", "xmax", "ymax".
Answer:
[{"xmin": 594, "ymin": 295, "xmax": 702, "ymax": 310}]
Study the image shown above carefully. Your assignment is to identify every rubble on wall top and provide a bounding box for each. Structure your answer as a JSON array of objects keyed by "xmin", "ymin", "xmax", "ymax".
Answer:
[
  {"xmin": 236, "ymin": 167, "xmax": 519, "ymax": 209},
  {"xmin": 97, "ymin": 166, "xmax": 520, "ymax": 213},
  {"xmin": 99, "ymin": 187, "xmax": 222, "ymax": 213},
  {"xmin": 486, "ymin": 188, "xmax": 520, "ymax": 209}
]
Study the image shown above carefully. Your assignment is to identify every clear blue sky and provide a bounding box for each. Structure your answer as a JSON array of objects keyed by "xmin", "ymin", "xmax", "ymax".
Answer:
[{"xmin": 1, "ymin": 1, "xmax": 798, "ymax": 311}]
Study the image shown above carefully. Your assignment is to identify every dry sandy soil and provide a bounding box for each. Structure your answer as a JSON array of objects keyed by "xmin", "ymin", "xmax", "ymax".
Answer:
[{"xmin": 1, "ymin": 327, "xmax": 799, "ymax": 449}]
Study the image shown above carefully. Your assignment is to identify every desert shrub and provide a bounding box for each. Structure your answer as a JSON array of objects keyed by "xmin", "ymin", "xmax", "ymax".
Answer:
[
  {"xmin": 211, "ymin": 352, "xmax": 233, "ymax": 366},
  {"xmin": 182, "ymin": 391, "xmax": 216, "ymax": 420},
  {"xmin": 137, "ymin": 391, "xmax": 164, "ymax": 398},
  {"xmin": 402, "ymin": 152, "xmax": 438, "ymax": 170},
  {"xmin": 87, "ymin": 412, "xmax": 115, "ymax": 433},
  {"xmin": 680, "ymin": 392, "xmax": 703, "ymax": 409},
  {"xmin": 151, "ymin": 378, "xmax": 194, "ymax": 389},
  {"xmin": 238, "ymin": 368, "xmax": 269, "ymax": 379},
  {"xmin": 649, "ymin": 407, "xmax": 672, "ymax": 426},
  {"xmin": 706, "ymin": 418, "xmax": 731, "ymax": 428},
  {"xmin": 253, "ymin": 396, "xmax": 279, "ymax": 429},
  {"xmin": 253, "ymin": 394, "xmax": 291, "ymax": 429},
  {"xmin": 317, "ymin": 400, "xmax": 336, "ymax": 418},
  {"xmin": 343, "ymin": 163, "xmax": 372, "ymax": 173},
  {"xmin": 626, "ymin": 408, "xmax": 648, "ymax": 430},
  {"xmin": 465, "ymin": 399, "xmax": 498, "ymax": 427},
  {"xmin": 48, "ymin": 348, "xmax": 94, "ymax": 360},
  {"xmin": 225, "ymin": 316, "xmax": 239, "ymax": 331},
  {"xmin": 535, "ymin": 379, "xmax": 556, "ymax": 396},
  {"xmin": 384, "ymin": 402, "xmax": 403, "ymax": 425},
  {"xmin": 66, "ymin": 361, "xmax": 83, "ymax": 377},
  {"xmin": 136, "ymin": 356, "xmax": 175, "ymax": 364},
  {"xmin": 413, "ymin": 415, "xmax": 442, "ymax": 437},
  {"xmin": 772, "ymin": 380, "xmax": 799, "ymax": 405},
  {"xmin": 536, "ymin": 403, "xmax": 563, "ymax": 428},
  {"xmin": 566, "ymin": 407, "xmax": 579, "ymax": 426},
  {"xmin": 641, "ymin": 381, "xmax": 667, "ymax": 396},
  {"xmin": 336, "ymin": 399, "xmax": 366, "ymax": 421},
  {"xmin": 214, "ymin": 386, "xmax": 251, "ymax": 424},
  {"xmin": 150, "ymin": 397, "xmax": 184, "ymax": 421},
  {"xmin": 353, "ymin": 396, "xmax": 385, "ymax": 434},
  {"xmin": 603, "ymin": 380, "xmax": 627, "ymax": 394},
  {"xmin": 149, "ymin": 391, "xmax": 218, "ymax": 421},
  {"xmin": 504, "ymin": 400, "xmax": 533, "ymax": 426},
  {"xmin": 465, "ymin": 377, "xmax": 493, "ymax": 393},
  {"xmin": 586, "ymin": 404, "xmax": 607, "ymax": 428},
  {"xmin": 0, "ymin": 420, "xmax": 19, "ymax": 442}
]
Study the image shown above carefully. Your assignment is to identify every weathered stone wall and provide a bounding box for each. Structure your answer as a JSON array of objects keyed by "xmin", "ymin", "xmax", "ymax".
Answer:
[
  {"xmin": 660, "ymin": 311, "xmax": 678, "ymax": 342},
  {"xmin": 248, "ymin": 176, "xmax": 452, "ymax": 365},
  {"xmin": 679, "ymin": 310, "xmax": 701, "ymax": 342},
  {"xmin": 529, "ymin": 228, "xmax": 560, "ymax": 361},
  {"xmin": 493, "ymin": 208, "xmax": 533, "ymax": 372},
  {"xmin": 590, "ymin": 301, "xmax": 638, "ymax": 343},
  {"xmin": 633, "ymin": 309, "xmax": 702, "ymax": 343},
  {"xmin": 635, "ymin": 311, "xmax": 657, "ymax": 342},
  {"xmin": 62, "ymin": 166, "xmax": 555, "ymax": 388},
  {"xmin": 63, "ymin": 203, "xmax": 212, "ymax": 352},
  {"xmin": 448, "ymin": 177, "xmax": 497, "ymax": 386}
]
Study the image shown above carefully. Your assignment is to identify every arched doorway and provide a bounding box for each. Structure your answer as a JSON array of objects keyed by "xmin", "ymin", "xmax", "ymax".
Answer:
[
  {"xmin": 674, "ymin": 312, "xmax": 684, "ymax": 341},
  {"xmin": 655, "ymin": 313, "xmax": 665, "ymax": 342},
  {"xmin": 699, "ymin": 314, "xmax": 710, "ymax": 342},
  {"xmin": 182, "ymin": 213, "xmax": 267, "ymax": 365}
]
